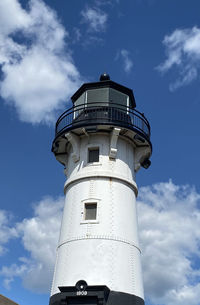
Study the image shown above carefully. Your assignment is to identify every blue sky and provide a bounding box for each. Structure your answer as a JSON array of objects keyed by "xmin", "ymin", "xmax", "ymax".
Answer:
[{"xmin": 0, "ymin": 1, "xmax": 200, "ymax": 305}]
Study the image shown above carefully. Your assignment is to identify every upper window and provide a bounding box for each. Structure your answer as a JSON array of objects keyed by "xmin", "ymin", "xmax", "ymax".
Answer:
[
  {"xmin": 88, "ymin": 147, "xmax": 99, "ymax": 163},
  {"xmin": 84, "ymin": 203, "xmax": 97, "ymax": 220}
]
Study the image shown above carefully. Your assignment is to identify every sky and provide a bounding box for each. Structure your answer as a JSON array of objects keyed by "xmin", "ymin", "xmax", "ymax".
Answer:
[{"xmin": 0, "ymin": 1, "xmax": 200, "ymax": 305}]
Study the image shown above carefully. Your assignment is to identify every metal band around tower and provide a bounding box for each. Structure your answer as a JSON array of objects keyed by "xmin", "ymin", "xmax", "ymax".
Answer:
[
  {"xmin": 64, "ymin": 172, "xmax": 138, "ymax": 196},
  {"xmin": 57, "ymin": 235, "xmax": 141, "ymax": 253}
]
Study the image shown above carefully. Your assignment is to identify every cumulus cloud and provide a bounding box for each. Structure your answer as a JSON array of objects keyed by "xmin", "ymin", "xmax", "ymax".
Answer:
[
  {"xmin": 115, "ymin": 49, "xmax": 133, "ymax": 73},
  {"xmin": 157, "ymin": 26, "xmax": 200, "ymax": 91},
  {"xmin": 0, "ymin": 196, "xmax": 64, "ymax": 293},
  {"xmin": 138, "ymin": 180, "xmax": 200, "ymax": 305},
  {"xmin": 1, "ymin": 263, "xmax": 28, "ymax": 290},
  {"xmin": 0, "ymin": 0, "xmax": 83, "ymax": 124},
  {"xmin": 0, "ymin": 0, "xmax": 30, "ymax": 36},
  {"xmin": 0, "ymin": 210, "xmax": 18, "ymax": 256},
  {"xmin": 81, "ymin": 7, "xmax": 107, "ymax": 32}
]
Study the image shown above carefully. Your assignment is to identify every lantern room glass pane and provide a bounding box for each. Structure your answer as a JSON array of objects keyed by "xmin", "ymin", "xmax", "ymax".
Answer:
[
  {"xmin": 109, "ymin": 88, "xmax": 128, "ymax": 109},
  {"xmin": 74, "ymin": 92, "xmax": 86, "ymax": 118},
  {"xmin": 86, "ymin": 88, "xmax": 109, "ymax": 106}
]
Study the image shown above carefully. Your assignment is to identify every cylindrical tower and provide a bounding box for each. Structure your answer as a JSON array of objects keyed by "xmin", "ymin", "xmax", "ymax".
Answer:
[{"xmin": 50, "ymin": 74, "xmax": 152, "ymax": 305}]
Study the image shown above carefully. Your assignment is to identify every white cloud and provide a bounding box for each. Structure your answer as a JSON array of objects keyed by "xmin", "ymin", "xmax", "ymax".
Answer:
[
  {"xmin": 0, "ymin": 0, "xmax": 83, "ymax": 124},
  {"xmin": 157, "ymin": 26, "xmax": 200, "ymax": 91},
  {"xmin": 0, "ymin": 210, "xmax": 18, "ymax": 256},
  {"xmin": 72, "ymin": 27, "xmax": 82, "ymax": 43},
  {"xmin": 121, "ymin": 49, "xmax": 133, "ymax": 72},
  {"xmin": 138, "ymin": 180, "xmax": 200, "ymax": 305},
  {"xmin": 94, "ymin": 0, "xmax": 119, "ymax": 7},
  {"xmin": 1, "ymin": 263, "xmax": 28, "ymax": 290},
  {"xmin": 115, "ymin": 49, "xmax": 133, "ymax": 73},
  {"xmin": 0, "ymin": 0, "xmax": 30, "ymax": 36},
  {"xmin": 0, "ymin": 196, "xmax": 64, "ymax": 293},
  {"xmin": 81, "ymin": 7, "xmax": 107, "ymax": 32}
]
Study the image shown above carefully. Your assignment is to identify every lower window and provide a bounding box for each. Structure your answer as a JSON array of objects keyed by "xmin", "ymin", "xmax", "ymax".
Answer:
[{"xmin": 84, "ymin": 202, "xmax": 97, "ymax": 220}]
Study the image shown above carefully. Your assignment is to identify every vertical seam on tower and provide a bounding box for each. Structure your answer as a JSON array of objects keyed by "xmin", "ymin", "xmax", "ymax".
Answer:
[
  {"xmin": 87, "ymin": 179, "xmax": 94, "ymax": 236},
  {"xmin": 110, "ymin": 162, "xmax": 115, "ymax": 288},
  {"xmin": 87, "ymin": 179, "xmax": 91, "ymax": 236},
  {"xmin": 69, "ymin": 187, "xmax": 75, "ymax": 238},
  {"xmin": 126, "ymin": 142, "xmax": 129, "ymax": 179},
  {"xmin": 64, "ymin": 189, "xmax": 73, "ymax": 284},
  {"xmin": 110, "ymin": 161, "xmax": 114, "ymax": 235},
  {"xmin": 62, "ymin": 241, "xmax": 69, "ymax": 285},
  {"xmin": 131, "ymin": 246, "xmax": 136, "ymax": 294},
  {"xmin": 50, "ymin": 250, "xmax": 58, "ymax": 295}
]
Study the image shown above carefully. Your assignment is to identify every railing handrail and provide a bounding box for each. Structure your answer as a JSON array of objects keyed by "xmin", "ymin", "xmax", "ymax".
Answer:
[
  {"xmin": 56, "ymin": 102, "xmax": 149, "ymax": 125},
  {"xmin": 55, "ymin": 102, "xmax": 151, "ymax": 140}
]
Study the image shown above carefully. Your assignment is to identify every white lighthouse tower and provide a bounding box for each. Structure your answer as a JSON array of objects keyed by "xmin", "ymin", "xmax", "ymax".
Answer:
[{"xmin": 50, "ymin": 74, "xmax": 152, "ymax": 305}]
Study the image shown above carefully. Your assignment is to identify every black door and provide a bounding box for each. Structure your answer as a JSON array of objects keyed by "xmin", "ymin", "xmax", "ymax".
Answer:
[{"xmin": 67, "ymin": 296, "xmax": 98, "ymax": 305}]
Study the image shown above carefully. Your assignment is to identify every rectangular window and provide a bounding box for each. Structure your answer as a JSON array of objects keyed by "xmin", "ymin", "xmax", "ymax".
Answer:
[
  {"xmin": 88, "ymin": 148, "xmax": 99, "ymax": 163},
  {"xmin": 84, "ymin": 203, "xmax": 97, "ymax": 220}
]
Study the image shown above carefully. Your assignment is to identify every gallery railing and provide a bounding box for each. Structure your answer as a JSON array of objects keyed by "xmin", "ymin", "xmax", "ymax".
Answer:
[{"xmin": 55, "ymin": 102, "xmax": 151, "ymax": 141}]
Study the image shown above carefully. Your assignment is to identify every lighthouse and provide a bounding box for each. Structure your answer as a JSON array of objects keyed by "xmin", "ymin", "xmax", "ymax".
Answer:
[{"xmin": 50, "ymin": 74, "xmax": 152, "ymax": 305}]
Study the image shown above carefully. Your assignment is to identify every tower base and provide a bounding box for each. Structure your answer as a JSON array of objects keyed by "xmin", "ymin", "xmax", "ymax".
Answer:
[{"xmin": 49, "ymin": 282, "xmax": 144, "ymax": 305}]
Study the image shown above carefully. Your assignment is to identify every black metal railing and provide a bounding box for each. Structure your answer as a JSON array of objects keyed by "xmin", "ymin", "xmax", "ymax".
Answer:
[{"xmin": 55, "ymin": 102, "xmax": 151, "ymax": 140}]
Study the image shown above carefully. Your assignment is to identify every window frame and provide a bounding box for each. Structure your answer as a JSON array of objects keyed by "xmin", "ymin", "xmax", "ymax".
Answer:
[
  {"xmin": 80, "ymin": 198, "xmax": 100, "ymax": 224},
  {"xmin": 86, "ymin": 144, "xmax": 102, "ymax": 166}
]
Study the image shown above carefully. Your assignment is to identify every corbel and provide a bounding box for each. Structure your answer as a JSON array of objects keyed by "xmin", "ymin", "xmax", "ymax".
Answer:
[
  {"xmin": 109, "ymin": 128, "xmax": 121, "ymax": 159},
  {"xmin": 134, "ymin": 147, "xmax": 150, "ymax": 172},
  {"xmin": 65, "ymin": 132, "xmax": 80, "ymax": 162}
]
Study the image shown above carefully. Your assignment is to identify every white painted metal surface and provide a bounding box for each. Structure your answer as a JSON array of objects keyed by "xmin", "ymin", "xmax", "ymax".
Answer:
[{"xmin": 51, "ymin": 132, "xmax": 146, "ymax": 299}]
